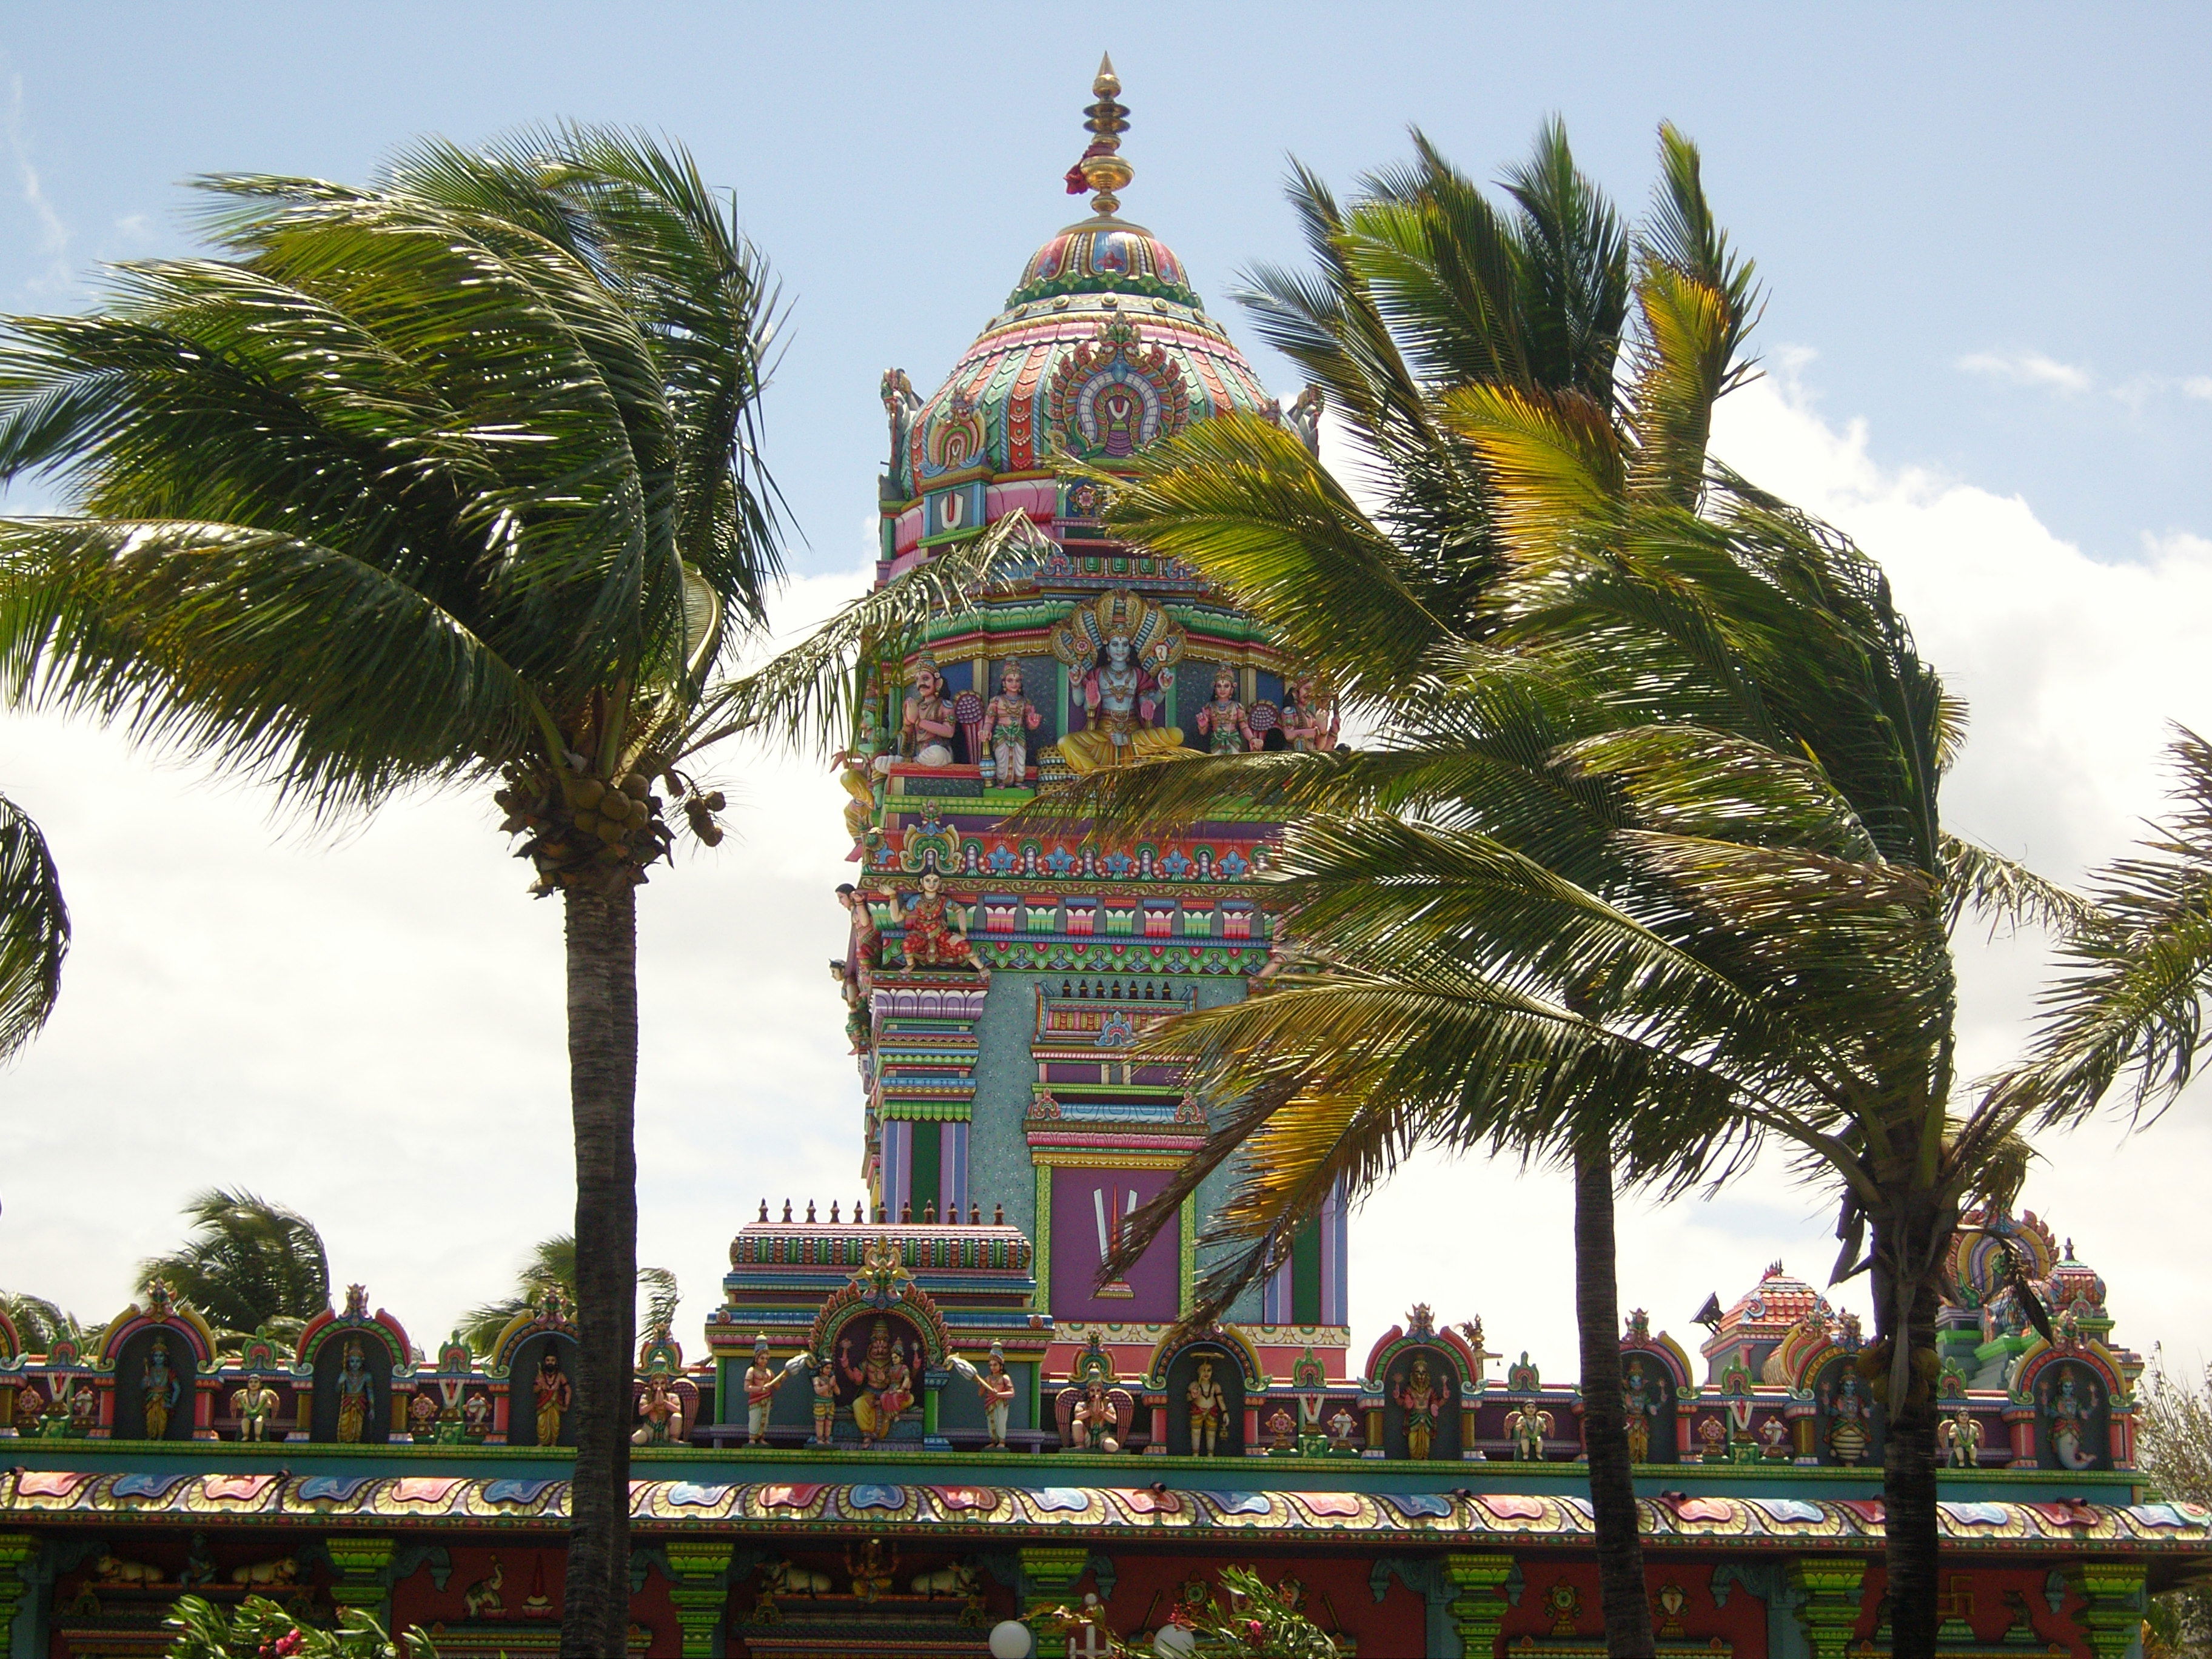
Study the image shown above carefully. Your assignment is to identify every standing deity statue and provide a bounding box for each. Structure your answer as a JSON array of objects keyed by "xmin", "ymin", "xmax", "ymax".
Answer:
[
  {"xmin": 231, "ymin": 1374, "xmax": 281, "ymax": 1443},
  {"xmin": 984, "ymin": 663, "xmax": 1043, "ymax": 786},
  {"xmin": 141, "ymin": 1336, "xmax": 182, "ymax": 1440},
  {"xmin": 1397, "ymin": 1353, "xmax": 1445, "ymax": 1461},
  {"xmin": 743, "ymin": 1335, "xmax": 780, "ymax": 1446},
  {"xmin": 334, "ymin": 1339, "xmax": 374, "ymax": 1444},
  {"xmin": 893, "ymin": 870, "xmax": 990, "ymax": 982},
  {"xmin": 811, "ymin": 1355, "xmax": 840, "ymax": 1445},
  {"xmin": 974, "ymin": 1344, "xmax": 1016, "ymax": 1449},
  {"xmin": 1280, "ymin": 674, "xmax": 1339, "ymax": 754},
  {"xmin": 533, "ymin": 1349, "xmax": 572, "ymax": 1445},
  {"xmin": 1506, "ymin": 1401, "xmax": 1553, "ymax": 1462},
  {"xmin": 1825, "ymin": 1370, "xmax": 1872, "ymax": 1466},
  {"xmin": 1940, "ymin": 1408, "xmax": 1985, "ymax": 1468},
  {"xmin": 1621, "ymin": 1358, "xmax": 1660, "ymax": 1463},
  {"xmin": 1194, "ymin": 666, "xmax": 1257, "ymax": 755},
  {"xmin": 1186, "ymin": 1356, "xmax": 1228, "ymax": 1456},
  {"xmin": 840, "ymin": 1319, "xmax": 916, "ymax": 1445}
]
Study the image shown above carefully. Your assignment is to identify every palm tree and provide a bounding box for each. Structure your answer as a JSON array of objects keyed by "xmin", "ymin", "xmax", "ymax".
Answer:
[
  {"xmin": 458, "ymin": 1233, "xmax": 679, "ymax": 1362},
  {"xmin": 1047, "ymin": 127, "xmax": 2079, "ymax": 1659},
  {"xmin": 0, "ymin": 786, "xmax": 68, "ymax": 1058},
  {"xmin": 0, "ymin": 1289, "xmax": 84, "ymax": 1354},
  {"xmin": 138, "ymin": 1187, "xmax": 330, "ymax": 1352},
  {"xmin": 0, "ymin": 126, "xmax": 803, "ymax": 1659}
]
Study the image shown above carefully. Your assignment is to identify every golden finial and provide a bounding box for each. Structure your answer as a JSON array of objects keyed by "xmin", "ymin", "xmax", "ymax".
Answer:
[{"xmin": 1064, "ymin": 52, "xmax": 1133, "ymax": 217}]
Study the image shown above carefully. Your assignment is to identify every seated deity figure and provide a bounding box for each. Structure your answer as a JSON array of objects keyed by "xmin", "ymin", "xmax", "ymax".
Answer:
[
  {"xmin": 1072, "ymin": 1378, "xmax": 1122, "ymax": 1453},
  {"xmin": 893, "ymin": 868, "xmax": 990, "ymax": 982},
  {"xmin": 876, "ymin": 657, "xmax": 957, "ymax": 773},
  {"xmin": 1186, "ymin": 1356, "xmax": 1228, "ymax": 1456},
  {"xmin": 1195, "ymin": 666, "xmax": 1259, "ymax": 754},
  {"xmin": 1059, "ymin": 632, "xmax": 1187, "ymax": 773},
  {"xmin": 984, "ymin": 662, "xmax": 1042, "ymax": 785},
  {"xmin": 840, "ymin": 1319, "xmax": 916, "ymax": 1445},
  {"xmin": 231, "ymin": 1375, "xmax": 281, "ymax": 1443}
]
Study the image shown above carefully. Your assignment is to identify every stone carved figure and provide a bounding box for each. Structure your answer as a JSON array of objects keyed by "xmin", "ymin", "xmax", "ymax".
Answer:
[
  {"xmin": 1186, "ymin": 1356, "xmax": 1229, "ymax": 1456},
  {"xmin": 886, "ymin": 657, "xmax": 957, "ymax": 769},
  {"xmin": 1194, "ymin": 666, "xmax": 1256, "ymax": 755},
  {"xmin": 974, "ymin": 1344, "xmax": 1016, "ymax": 1449},
  {"xmin": 407, "ymin": 1392, "xmax": 437, "ymax": 1442},
  {"xmin": 461, "ymin": 1391, "xmax": 492, "ymax": 1440},
  {"xmin": 1941, "ymin": 1408, "xmax": 1985, "ymax": 1468},
  {"xmin": 334, "ymin": 1339, "xmax": 374, "ymax": 1443},
  {"xmin": 1506, "ymin": 1401, "xmax": 1554, "ymax": 1461},
  {"xmin": 140, "ymin": 1336, "xmax": 181, "ymax": 1440},
  {"xmin": 811, "ymin": 1356, "xmax": 839, "ymax": 1444},
  {"xmin": 894, "ymin": 870, "xmax": 989, "ymax": 982},
  {"xmin": 231, "ymin": 1375, "xmax": 281, "ymax": 1443},
  {"xmin": 1063, "ymin": 635, "xmax": 1184, "ymax": 773},
  {"xmin": 2046, "ymin": 1372, "xmax": 2098, "ymax": 1470},
  {"xmin": 880, "ymin": 368, "xmax": 922, "ymax": 469},
  {"xmin": 743, "ymin": 1334, "xmax": 780, "ymax": 1446},
  {"xmin": 1265, "ymin": 1403, "xmax": 1296, "ymax": 1452},
  {"xmin": 1826, "ymin": 1370, "xmax": 1872, "ymax": 1466},
  {"xmin": 1758, "ymin": 1415, "xmax": 1793, "ymax": 1459},
  {"xmin": 1695, "ymin": 1414, "xmax": 1728, "ymax": 1462},
  {"xmin": 839, "ymin": 1318, "xmax": 916, "ymax": 1444},
  {"xmin": 634, "ymin": 1375, "xmax": 680, "ymax": 1446},
  {"xmin": 1073, "ymin": 1378, "xmax": 1123, "ymax": 1453},
  {"xmin": 1281, "ymin": 674, "xmax": 1339, "ymax": 754},
  {"xmin": 1396, "ymin": 1353, "xmax": 1446, "ymax": 1461},
  {"xmin": 984, "ymin": 663, "xmax": 1042, "ymax": 786},
  {"xmin": 533, "ymin": 1348, "xmax": 572, "ymax": 1446},
  {"xmin": 1621, "ymin": 1358, "xmax": 1660, "ymax": 1463},
  {"xmin": 1326, "ymin": 1404, "xmax": 1359, "ymax": 1452},
  {"xmin": 1287, "ymin": 384, "xmax": 1324, "ymax": 455}
]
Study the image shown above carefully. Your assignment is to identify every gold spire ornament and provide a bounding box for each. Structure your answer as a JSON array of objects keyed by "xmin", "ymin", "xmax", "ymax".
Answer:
[{"xmin": 1065, "ymin": 52, "xmax": 1133, "ymax": 217}]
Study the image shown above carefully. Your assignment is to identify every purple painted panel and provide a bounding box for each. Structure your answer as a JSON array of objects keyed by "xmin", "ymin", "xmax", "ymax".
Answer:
[{"xmin": 1050, "ymin": 1167, "xmax": 1180, "ymax": 1323}]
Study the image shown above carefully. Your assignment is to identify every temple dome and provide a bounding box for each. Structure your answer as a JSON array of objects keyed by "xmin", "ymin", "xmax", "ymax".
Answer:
[{"xmin": 886, "ymin": 212, "xmax": 1275, "ymax": 506}]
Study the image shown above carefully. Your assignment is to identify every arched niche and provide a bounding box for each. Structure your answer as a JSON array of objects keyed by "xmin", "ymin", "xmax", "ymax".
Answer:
[
  {"xmin": 112, "ymin": 1327, "xmax": 196, "ymax": 1442},
  {"xmin": 1381, "ymin": 1345, "xmax": 1464, "ymax": 1461},
  {"xmin": 2036, "ymin": 1357, "xmax": 2110, "ymax": 1472},
  {"xmin": 1808, "ymin": 1356, "xmax": 1885, "ymax": 1467},
  {"xmin": 507, "ymin": 1332, "xmax": 581, "ymax": 1447},
  {"xmin": 310, "ymin": 1332, "xmax": 392, "ymax": 1444},
  {"xmin": 1618, "ymin": 1350, "xmax": 1680, "ymax": 1464},
  {"xmin": 1163, "ymin": 1343, "xmax": 1245, "ymax": 1457}
]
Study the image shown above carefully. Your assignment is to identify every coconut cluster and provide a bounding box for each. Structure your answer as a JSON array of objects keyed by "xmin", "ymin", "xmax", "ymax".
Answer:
[{"xmin": 495, "ymin": 756, "xmax": 728, "ymax": 896}]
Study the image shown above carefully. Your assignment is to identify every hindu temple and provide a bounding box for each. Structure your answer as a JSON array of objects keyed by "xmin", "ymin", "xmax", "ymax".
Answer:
[{"xmin": 1, "ymin": 59, "xmax": 2207, "ymax": 1659}]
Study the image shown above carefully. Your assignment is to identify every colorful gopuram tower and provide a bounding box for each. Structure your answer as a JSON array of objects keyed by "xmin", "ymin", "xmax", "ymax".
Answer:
[{"xmin": 707, "ymin": 58, "xmax": 1347, "ymax": 1447}]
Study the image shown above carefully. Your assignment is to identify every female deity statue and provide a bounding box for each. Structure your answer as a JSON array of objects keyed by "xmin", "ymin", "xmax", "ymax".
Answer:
[
  {"xmin": 840, "ymin": 1319, "xmax": 916, "ymax": 1444},
  {"xmin": 984, "ymin": 662, "xmax": 1042, "ymax": 785},
  {"xmin": 141, "ymin": 1336, "xmax": 181, "ymax": 1440},
  {"xmin": 231, "ymin": 1375, "xmax": 281, "ymax": 1443},
  {"xmin": 334, "ymin": 1339, "xmax": 374, "ymax": 1443},
  {"xmin": 1621, "ymin": 1358, "xmax": 1659, "ymax": 1463},
  {"xmin": 893, "ymin": 870, "xmax": 990, "ymax": 982},
  {"xmin": 1194, "ymin": 666, "xmax": 1257, "ymax": 755},
  {"xmin": 533, "ymin": 1348, "xmax": 572, "ymax": 1445},
  {"xmin": 1825, "ymin": 1370, "xmax": 1872, "ymax": 1465},
  {"xmin": 1060, "ymin": 633, "xmax": 1187, "ymax": 773},
  {"xmin": 974, "ymin": 1344, "xmax": 1016, "ymax": 1449},
  {"xmin": 743, "ymin": 1334, "xmax": 780, "ymax": 1447},
  {"xmin": 1397, "ymin": 1353, "xmax": 1444, "ymax": 1461},
  {"xmin": 1186, "ymin": 1356, "xmax": 1228, "ymax": 1456},
  {"xmin": 891, "ymin": 658, "xmax": 957, "ymax": 768}
]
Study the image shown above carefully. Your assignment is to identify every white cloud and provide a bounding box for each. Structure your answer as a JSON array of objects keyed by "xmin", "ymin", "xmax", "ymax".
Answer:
[
  {"xmin": 5, "ymin": 384, "xmax": 2208, "ymax": 1386},
  {"xmin": 3, "ymin": 69, "xmax": 72, "ymax": 293},
  {"xmin": 2184, "ymin": 376, "xmax": 2212, "ymax": 402},
  {"xmin": 1957, "ymin": 350, "xmax": 2093, "ymax": 394}
]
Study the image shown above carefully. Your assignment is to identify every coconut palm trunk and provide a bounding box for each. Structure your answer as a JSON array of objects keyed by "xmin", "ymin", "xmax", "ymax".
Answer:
[
  {"xmin": 1874, "ymin": 1212, "xmax": 1946, "ymax": 1659},
  {"xmin": 1575, "ymin": 1141, "xmax": 1655, "ymax": 1659},
  {"xmin": 561, "ymin": 885, "xmax": 639, "ymax": 1659}
]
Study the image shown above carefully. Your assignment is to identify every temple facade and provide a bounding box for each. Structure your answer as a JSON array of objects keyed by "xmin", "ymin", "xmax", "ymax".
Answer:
[{"xmin": 1, "ymin": 61, "xmax": 2207, "ymax": 1659}]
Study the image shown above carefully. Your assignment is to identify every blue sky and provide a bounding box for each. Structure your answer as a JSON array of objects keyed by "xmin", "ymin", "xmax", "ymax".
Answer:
[
  {"xmin": 6, "ymin": 5, "xmax": 2212, "ymax": 1367},
  {"xmin": 7, "ymin": 4, "xmax": 2211, "ymax": 560}
]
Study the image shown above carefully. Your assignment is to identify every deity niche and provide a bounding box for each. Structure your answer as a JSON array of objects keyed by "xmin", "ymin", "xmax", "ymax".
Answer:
[
  {"xmin": 876, "ymin": 656, "xmax": 959, "ymax": 772},
  {"xmin": 117, "ymin": 1330, "xmax": 190, "ymax": 1441},
  {"xmin": 2040, "ymin": 1363, "xmax": 2107, "ymax": 1471},
  {"xmin": 334, "ymin": 1339, "xmax": 375, "ymax": 1443},
  {"xmin": 310, "ymin": 1330, "xmax": 386, "ymax": 1444},
  {"xmin": 1387, "ymin": 1348, "xmax": 1460, "ymax": 1461},
  {"xmin": 834, "ymin": 1315, "xmax": 925, "ymax": 1447},
  {"xmin": 1822, "ymin": 1364, "xmax": 1877, "ymax": 1466},
  {"xmin": 138, "ymin": 1334, "xmax": 184, "ymax": 1441},
  {"xmin": 1048, "ymin": 589, "xmax": 1191, "ymax": 775},
  {"xmin": 1164, "ymin": 1346, "xmax": 1244, "ymax": 1457},
  {"xmin": 507, "ymin": 1336, "xmax": 578, "ymax": 1447}
]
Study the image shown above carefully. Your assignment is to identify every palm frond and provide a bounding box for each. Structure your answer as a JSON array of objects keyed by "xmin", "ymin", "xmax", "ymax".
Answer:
[
  {"xmin": 137, "ymin": 1188, "xmax": 330, "ymax": 1337},
  {"xmin": 0, "ymin": 787, "xmax": 67, "ymax": 1059}
]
